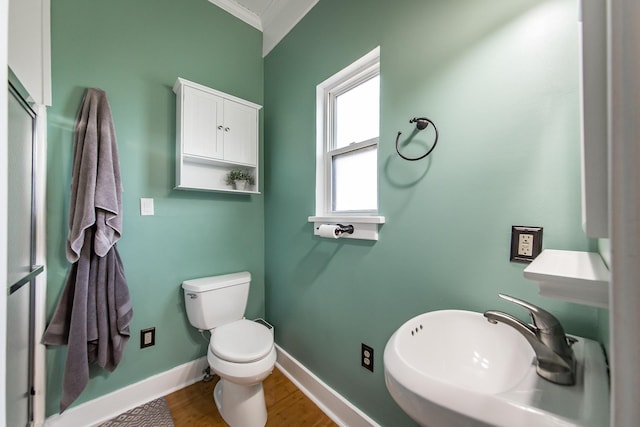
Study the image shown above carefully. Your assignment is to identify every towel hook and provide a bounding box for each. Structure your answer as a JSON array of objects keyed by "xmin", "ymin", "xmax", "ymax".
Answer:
[{"xmin": 395, "ymin": 116, "xmax": 439, "ymax": 161}]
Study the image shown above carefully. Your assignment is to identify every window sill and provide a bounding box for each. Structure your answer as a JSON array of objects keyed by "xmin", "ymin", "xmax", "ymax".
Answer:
[{"xmin": 308, "ymin": 215, "xmax": 385, "ymax": 241}]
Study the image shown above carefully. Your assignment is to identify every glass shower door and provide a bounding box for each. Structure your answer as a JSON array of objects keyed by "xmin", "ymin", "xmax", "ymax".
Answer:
[{"xmin": 6, "ymin": 79, "xmax": 42, "ymax": 427}]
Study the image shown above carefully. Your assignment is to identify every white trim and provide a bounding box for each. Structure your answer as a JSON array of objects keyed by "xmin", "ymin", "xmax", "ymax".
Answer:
[
  {"xmin": 275, "ymin": 344, "xmax": 380, "ymax": 427},
  {"xmin": 207, "ymin": 0, "xmax": 263, "ymax": 30},
  {"xmin": 262, "ymin": 0, "xmax": 319, "ymax": 56},
  {"xmin": 608, "ymin": 0, "xmax": 640, "ymax": 425},
  {"xmin": 207, "ymin": 0, "xmax": 320, "ymax": 56},
  {"xmin": 328, "ymin": 66, "xmax": 380, "ymax": 100},
  {"xmin": 308, "ymin": 215, "xmax": 385, "ymax": 224},
  {"xmin": 579, "ymin": 0, "xmax": 608, "ymax": 238},
  {"xmin": 315, "ymin": 80, "xmax": 328, "ymax": 216},
  {"xmin": 1, "ymin": 1, "xmax": 10, "ymax": 425},
  {"xmin": 40, "ymin": 0, "xmax": 51, "ymax": 106},
  {"xmin": 317, "ymin": 48, "xmax": 381, "ymax": 92},
  {"xmin": 310, "ymin": 221, "xmax": 382, "ymax": 241},
  {"xmin": 308, "ymin": 216, "xmax": 385, "ymax": 241},
  {"xmin": 33, "ymin": 103, "xmax": 48, "ymax": 427},
  {"xmin": 44, "ymin": 357, "xmax": 209, "ymax": 427},
  {"xmin": 315, "ymin": 47, "xmax": 381, "ymax": 220},
  {"xmin": 7, "ymin": 0, "xmax": 51, "ymax": 106},
  {"xmin": 43, "ymin": 348, "xmax": 381, "ymax": 427}
]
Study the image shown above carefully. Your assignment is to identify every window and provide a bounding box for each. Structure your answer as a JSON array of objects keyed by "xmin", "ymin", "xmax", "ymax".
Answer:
[{"xmin": 315, "ymin": 47, "xmax": 380, "ymax": 216}]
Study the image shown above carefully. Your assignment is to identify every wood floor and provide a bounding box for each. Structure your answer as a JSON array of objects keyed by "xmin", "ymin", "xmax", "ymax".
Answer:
[{"xmin": 166, "ymin": 368, "xmax": 337, "ymax": 427}]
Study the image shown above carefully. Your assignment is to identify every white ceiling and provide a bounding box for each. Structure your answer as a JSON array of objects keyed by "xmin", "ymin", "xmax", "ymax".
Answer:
[{"xmin": 208, "ymin": 0, "xmax": 319, "ymax": 56}]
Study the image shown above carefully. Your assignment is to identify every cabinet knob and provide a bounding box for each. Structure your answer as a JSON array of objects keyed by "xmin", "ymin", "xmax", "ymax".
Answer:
[
  {"xmin": 224, "ymin": 127, "xmax": 230, "ymax": 132},
  {"xmin": 217, "ymin": 125, "xmax": 223, "ymax": 130}
]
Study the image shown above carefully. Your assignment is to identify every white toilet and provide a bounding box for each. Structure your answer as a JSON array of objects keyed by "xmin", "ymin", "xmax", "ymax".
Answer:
[{"xmin": 182, "ymin": 272, "xmax": 276, "ymax": 427}]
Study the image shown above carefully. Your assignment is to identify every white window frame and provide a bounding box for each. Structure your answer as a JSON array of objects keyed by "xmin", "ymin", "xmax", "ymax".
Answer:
[{"xmin": 309, "ymin": 47, "xmax": 385, "ymax": 240}]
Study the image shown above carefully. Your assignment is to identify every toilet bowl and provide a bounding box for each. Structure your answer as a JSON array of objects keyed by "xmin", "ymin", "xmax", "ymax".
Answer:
[
  {"xmin": 182, "ymin": 272, "xmax": 276, "ymax": 427},
  {"xmin": 209, "ymin": 319, "xmax": 276, "ymax": 427}
]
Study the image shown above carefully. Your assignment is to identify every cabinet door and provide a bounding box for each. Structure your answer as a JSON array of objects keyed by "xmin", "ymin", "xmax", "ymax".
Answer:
[
  {"xmin": 222, "ymin": 99, "xmax": 257, "ymax": 166},
  {"xmin": 182, "ymin": 86, "xmax": 224, "ymax": 159}
]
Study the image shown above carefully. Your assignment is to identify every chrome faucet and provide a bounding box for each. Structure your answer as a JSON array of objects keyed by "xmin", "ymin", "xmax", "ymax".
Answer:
[{"xmin": 483, "ymin": 294, "xmax": 577, "ymax": 385}]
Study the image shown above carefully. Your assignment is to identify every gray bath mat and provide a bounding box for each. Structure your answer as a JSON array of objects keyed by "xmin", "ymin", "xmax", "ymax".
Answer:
[{"xmin": 98, "ymin": 397, "xmax": 174, "ymax": 426}]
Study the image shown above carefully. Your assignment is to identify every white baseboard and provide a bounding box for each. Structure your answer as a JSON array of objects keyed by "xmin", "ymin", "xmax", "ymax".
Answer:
[
  {"xmin": 275, "ymin": 344, "xmax": 380, "ymax": 427},
  {"xmin": 44, "ymin": 346, "xmax": 379, "ymax": 427},
  {"xmin": 44, "ymin": 357, "xmax": 209, "ymax": 427}
]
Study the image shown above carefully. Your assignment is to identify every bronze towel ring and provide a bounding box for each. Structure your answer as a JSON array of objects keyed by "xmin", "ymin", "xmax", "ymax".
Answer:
[{"xmin": 395, "ymin": 117, "xmax": 439, "ymax": 161}]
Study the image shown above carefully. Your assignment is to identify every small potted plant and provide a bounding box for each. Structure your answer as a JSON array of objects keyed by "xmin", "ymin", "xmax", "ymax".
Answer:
[{"xmin": 225, "ymin": 169, "xmax": 255, "ymax": 191}]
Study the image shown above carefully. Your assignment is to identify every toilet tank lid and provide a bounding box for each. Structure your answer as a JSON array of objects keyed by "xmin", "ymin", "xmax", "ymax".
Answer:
[{"xmin": 182, "ymin": 272, "xmax": 251, "ymax": 292}]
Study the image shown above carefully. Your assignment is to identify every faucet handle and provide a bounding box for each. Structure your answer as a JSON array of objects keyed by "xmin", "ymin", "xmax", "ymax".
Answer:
[{"xmin": 498, "ymin": 293, "xmax": 564, "ymax": 334}]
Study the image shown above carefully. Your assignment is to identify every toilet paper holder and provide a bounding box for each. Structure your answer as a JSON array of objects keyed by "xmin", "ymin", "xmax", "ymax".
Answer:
[
  {"xmin": 316, "ymin": 223, "xmax": 355, "ymax": 237},
  {"xmin": 336, "ymin": 224, "xmax": 354, "ymax": 235}
]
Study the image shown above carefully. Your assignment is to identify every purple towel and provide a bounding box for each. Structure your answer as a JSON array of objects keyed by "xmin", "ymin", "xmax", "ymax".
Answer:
[
  {"xmin": 67, "ymin": 88, "xmax": 122, "ymax": 262},
  {"xmin": 42, "ymin": 89, "xmax": 133, "ymax": 412},
  {"xmin": 42, "ymin": 235, "xmax": 132, "ymax": 411}
]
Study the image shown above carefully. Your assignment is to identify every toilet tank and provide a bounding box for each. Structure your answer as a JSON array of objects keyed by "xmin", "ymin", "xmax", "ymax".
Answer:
[{"xmin": 182, "ymin": 272, "xmax": 251, "ymax": 330}]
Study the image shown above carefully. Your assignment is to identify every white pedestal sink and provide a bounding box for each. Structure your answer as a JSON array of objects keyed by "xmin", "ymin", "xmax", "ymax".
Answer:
[{"xmin": 383, "ymin": 310, "xmax": 609, "ymax": 427}]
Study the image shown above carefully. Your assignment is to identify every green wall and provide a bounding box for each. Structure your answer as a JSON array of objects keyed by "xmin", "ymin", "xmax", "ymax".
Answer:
[
  {"xmin": 45, "ymin": 0, "xmax": 609, "ymax": 423},
  {"xmin": 46, "ymin": 0, "xmax": 264, "ymax": 415},
  {"xmin": 264, "ymin": 0, "xmax": 600, "ymax": 425}
]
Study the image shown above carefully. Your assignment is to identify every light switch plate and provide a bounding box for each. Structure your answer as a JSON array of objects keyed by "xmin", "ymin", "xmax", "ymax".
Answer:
[
  {"xmin": 510, "ymin": 226, "xmax": 543, "ymax": 263},
  {"xmin": 140, "ymin": 198, "xmax": 154, "ymax": 216}
]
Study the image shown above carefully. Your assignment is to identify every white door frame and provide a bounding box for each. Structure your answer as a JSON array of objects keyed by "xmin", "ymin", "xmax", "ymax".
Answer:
[
  {"xmin": 1, "ymin": 0, "xmax": 10, "ymax": 425},
  {"xmin": 33, "ymin": 103, "xmax": 48, "ymax": 427},
  {"xmin": 0, "ymin": 0, "xmax": 9, "ymax": 425},
  {"xmin": 608, "ymin": 0, "xmax": 640, "ymax": 425}
]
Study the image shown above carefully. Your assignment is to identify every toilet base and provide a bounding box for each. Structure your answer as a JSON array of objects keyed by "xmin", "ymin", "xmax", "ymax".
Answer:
[{"xmin": 213, "ymin": 378, "xmax": 267, "ymax": 427}]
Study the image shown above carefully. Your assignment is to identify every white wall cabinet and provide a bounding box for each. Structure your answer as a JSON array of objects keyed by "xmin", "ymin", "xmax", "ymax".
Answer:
[{"xmin": 173, "ymin": 77, "xmax": 261, "ymax": 193}]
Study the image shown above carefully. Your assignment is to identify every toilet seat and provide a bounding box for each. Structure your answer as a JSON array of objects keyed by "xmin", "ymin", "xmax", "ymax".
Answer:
[{"xmin": 210, "ymin": 319, "xmax": 274, "ymax": 363}]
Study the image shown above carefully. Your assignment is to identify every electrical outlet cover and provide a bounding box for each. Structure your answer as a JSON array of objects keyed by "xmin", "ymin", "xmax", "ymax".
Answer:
[
  {"xmin": 510, "ymin": 226, "xmax": 543, "ymax": 263},
  {"xmin": 361, "ymin": 343, "xmax": 374, "ymax": 372},
  {"xmin": 140, "ymin": 327, "xmax": 156, "ymax": 348}
]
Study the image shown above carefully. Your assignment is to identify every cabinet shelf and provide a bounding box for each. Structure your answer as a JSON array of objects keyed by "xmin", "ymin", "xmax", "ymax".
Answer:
[
  {"xmin": 175, "ymin": 183, "xmax": 260, "ymax": 194},
  {"xmin": 523, "ymin": 249, "xmax": 610, "ymax": 308},
  {"xmin": 173, "ymin": 78, "xmax": 261, "ymax": 194},
  {"xmin": 182, "ymin": 153, "xmax": 254, "ymax": 168}
]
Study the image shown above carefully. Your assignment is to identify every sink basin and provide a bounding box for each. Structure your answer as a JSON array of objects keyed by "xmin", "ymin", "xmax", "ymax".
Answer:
[{"xmin": 383, "ymin": 310, "xmax": 609, "ymax": 427}]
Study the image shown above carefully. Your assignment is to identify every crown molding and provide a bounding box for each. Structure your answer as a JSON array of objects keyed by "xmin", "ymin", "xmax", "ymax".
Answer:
[
  {"xmin": 262, "ymin": 0, "xmax": 318, "ymax": 56},
  {"xmin": 207, "ymin": 0, "xmax": 319, "ymax": 56},
  {"xmin": 208, "ymin": 0, "xmax": 262, "ymax": 30}
]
